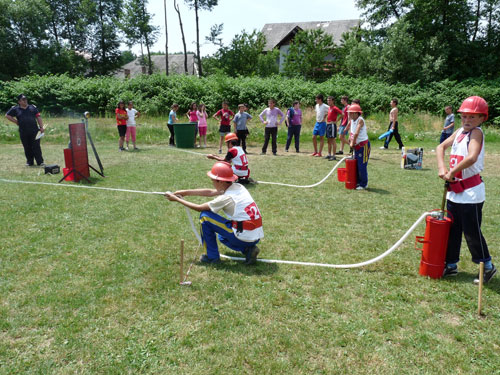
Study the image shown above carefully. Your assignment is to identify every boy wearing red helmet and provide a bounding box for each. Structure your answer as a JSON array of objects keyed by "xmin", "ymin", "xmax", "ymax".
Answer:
[
  {"xmin": 165, "ymin": 162, "xmax": 263, "ymax": 264},
  {"xmin": 207, "ymin": 133, "xmax": 252, "ymax": 184},
  {"xmin": 437, "ymin": 96, "xmax": 496, "ymax": 283},
  {"xmin": 348, "ymin": 104, "xmax": 370, "ymax": 190}
]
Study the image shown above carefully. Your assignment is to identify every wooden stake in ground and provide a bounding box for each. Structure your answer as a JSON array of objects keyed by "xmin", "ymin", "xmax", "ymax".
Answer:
[
  {"xmin": 478, "ymin": 262, "xmax": 484, "ymax": 316},
  {"xmin": 179, "ymin": 239, "xmax": 192, "ymax": 286}
]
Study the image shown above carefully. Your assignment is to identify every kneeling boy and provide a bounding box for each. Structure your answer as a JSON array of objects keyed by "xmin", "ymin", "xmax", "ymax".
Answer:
[{"xmin": 165, "ymin": 162, "xmax": 263, "ymax": 264}]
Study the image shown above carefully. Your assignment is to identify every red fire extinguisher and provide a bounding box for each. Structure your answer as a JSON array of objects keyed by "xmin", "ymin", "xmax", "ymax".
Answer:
[
  {"xmin": 345, "ymin": 150, "xmax": 357, "ymax": 189},
  {"xmin": 415, "ymin": 183, "xmax": 453, "ymax": 279}
]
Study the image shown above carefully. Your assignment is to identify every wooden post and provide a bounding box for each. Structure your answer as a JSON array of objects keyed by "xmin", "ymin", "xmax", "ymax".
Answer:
[
  {"xmin": 180, "ymin": 239, "xmax": 184, "ymax": 285},
  {"xmin": 478, "ymin": 262, "xmax": 484, "ymax": 316}
]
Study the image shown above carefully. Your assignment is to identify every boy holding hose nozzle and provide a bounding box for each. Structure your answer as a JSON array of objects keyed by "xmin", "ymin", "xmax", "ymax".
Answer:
[{"xmin": 436, "ymin": 96, "xmax": 496, "ymax": 284}]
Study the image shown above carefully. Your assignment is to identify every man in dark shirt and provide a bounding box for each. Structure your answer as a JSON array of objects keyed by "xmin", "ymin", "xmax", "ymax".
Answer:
[{"xmin": 5, "ymin": 94, "xmax": 45, "ymax": 166}]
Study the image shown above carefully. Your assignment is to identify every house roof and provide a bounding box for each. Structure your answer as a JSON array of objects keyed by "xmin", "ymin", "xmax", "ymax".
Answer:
[
  {"xmin": 115, "ymin": 53, "xmax": 198, "ymax": 78},
  {"xmin": 261, "ymin": 20, "xmax": 360, "ymax": 51}
]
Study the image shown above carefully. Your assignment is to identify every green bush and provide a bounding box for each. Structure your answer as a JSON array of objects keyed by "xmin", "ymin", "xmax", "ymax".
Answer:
[{"xmin": 1, "ymin": 74, "xmax": 499, "ymax": 122}]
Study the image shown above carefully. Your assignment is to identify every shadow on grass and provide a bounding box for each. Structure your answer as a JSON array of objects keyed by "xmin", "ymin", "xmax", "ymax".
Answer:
[
  {"xmin": 200, "ymin": 255, "xmax": 279, "ymax": 276},
  {"xmin": 440, "ymin": 272, "xmax": 500, "ymax": 295},
  {"xmin": 366, "ymin": 187, "xmax": 391, "ymax": 194}
]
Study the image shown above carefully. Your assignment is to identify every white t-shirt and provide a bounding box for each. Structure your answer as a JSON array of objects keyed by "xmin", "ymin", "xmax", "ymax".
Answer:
[
  {"xmin": 315, "ymin": 103, "xmax": 329, "ymax": 122},
  {"xmin": 126, "ymin": 108, "xmax": 138, "ymax": 127}
]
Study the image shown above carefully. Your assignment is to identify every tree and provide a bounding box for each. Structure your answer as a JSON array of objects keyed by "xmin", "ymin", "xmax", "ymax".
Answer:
[
  {"xmin": 208, "ymin": 30, "xmax": 278, "ymax": 77},
  {"xmin": 173, "ymin": 0, "xmax": 188, "ymax": 73},
  {"xmin": 121, "ymin": 0, "xmax": 159, "ymax": 74},
  {"xmin": 205, "ymin": 23, "xmax": 223, "ymax": 47},
  {"xmin": 282, "ymin": 29, "xmax": 336, "ymax": 81},
  {"xmin": 184, "ymin": 0, "xmax": 218, "ymax": 76},
  {"xmin": 164, "ymin": 0, "xmax": 169, "ymax": 75}
]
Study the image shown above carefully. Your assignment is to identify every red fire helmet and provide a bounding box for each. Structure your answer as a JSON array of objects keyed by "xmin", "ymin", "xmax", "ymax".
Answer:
[
  {"xmin": 207, "ymin": 162, "xmax": 237, "ymax": 182},
  {"xmin": 458, "ymin": 96, "xmax": 488, "ymax": 120},
  {"xmin": 347, "ymin": 104, "xmax": 363, "ymax": 113},
  {"xmin": 224, "ymin": 132, "xmax": 238, "ymax": 142}
]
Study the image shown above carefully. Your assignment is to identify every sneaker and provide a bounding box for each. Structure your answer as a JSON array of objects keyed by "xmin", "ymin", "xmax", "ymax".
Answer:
[
  {"xmin": 474, "ymin": 264, "xmax": 497, "ymax": 284},
  {"xmin": 336, "ymin": 151, "xmax": 343, "ymax": 155},
  {"xmin": 125, "ymin": 147, "xmax": 129, "ymax": 151},
  {"xmin": 442, "ymin": 265, "xmax": 458, "ymax": 277},
  {"xmin": 119, "ymin": 147, "xmax": 124, "ymax": 151},
  {"xmin": 218, "ymin": 149, "xmax": 222, "ymax": 154},
  {"xmin": 355, "ymin": 186, "xmax": 366, "ymax": 190},
  {"xmin": 380, "ymin": 146, "xmax": 387, "ymax": 150},
  {"xmin": 310, "ymin": 152, "xmax": 318, "ymax": 156},
  {"xmin": 244, "ymin": 245, "xmax": 260, "ymax": 265},
  {"xmin": 324, "ymin": 155, "xmax": 331, "ymax": 159},
  {"xmin": 315, "ymin": 153, "xmax": 322, "ymax": 157},
  {"xmin": 25, "ymin": 163, "xmax": 34, "ymax": 167},
  {"xmin": 285, "ymin": 149, "xmax": 289, "ymax": 152},
  {"xmin": 260, "ymin": 152, "xmax": 266, "ymax": 155},
  {"xmin": 134, "ymin": 147, "xmax": 139, "ymax": 150},
  {"xmin": 273, "ymin": 152, "xmax": 277, "ymax": 156},
  {"xmin": 296, "ymin": 150, "xmax": 300, "ymax": 153},
  {"xmin": 38, "ymin": 163, "xmax": 46, "ymax": 167},
  {"xmin": 329, "ymin": 156, "xmax": 337, "ymax": 161},
  {"xmin": 199, "ymin": 254, "xmax": 221, "ymax": 264}
]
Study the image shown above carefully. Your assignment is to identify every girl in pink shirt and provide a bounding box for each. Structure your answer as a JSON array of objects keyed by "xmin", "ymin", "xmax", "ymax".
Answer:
[
  {"xmin": 197, "ymin": 103, "xmax": 208, "ymax": 148},
  {"xmin": 187, "ymin": 102, "xmax": 200, "ymax": 147}
]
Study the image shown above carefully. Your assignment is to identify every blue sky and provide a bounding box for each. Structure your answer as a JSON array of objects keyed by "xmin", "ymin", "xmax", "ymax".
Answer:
[{"xmin": 137, "ymin": 0, "xmax": 361, "ymax": 56}]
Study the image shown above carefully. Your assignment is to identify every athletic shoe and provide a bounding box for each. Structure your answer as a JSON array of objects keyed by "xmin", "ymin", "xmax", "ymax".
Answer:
[
  {"xmin": 380, "ymin": 146, "xmax": 387, "ymax": 150},
  {"xmin": 125, "ymin": 147, "xmax": 129, "ymax": 151},
  {"xmin": 244, "ymin": 245, "xmax": 260, "ymax": 265},
  {"xmin": 329, "ymin": 156, "xmax": 337, "ymax": 161},
  {"xmin": 315, "ymin": 153, "xmax": 322, "ymax": 157},
  {"xmin": 273, "ymin": 152, "xmax": 277, "ymax": 156},
  {"xmin": 324, "ymin": 155, "xmax": 331, "ymax": 159},
  {"xmin": 296, "ymin": 150, "xmax": 300, "ymax": 153},
  {"xmin": 311, "ymin": 152, "xmax": 318, "ymax": 156},
  {"xmin": 218, "ymin": 149, "xmax": 222, "ymax": 154},
  {"xmin": 199, "ymin": 254, "xmax": 221, "ymax": 264},
  {"xmin": 442, "ymin": 265, "xmax": 458, "ymax": 277},
  {"xmin": 25, "ymin": 163, "xmax": 34, "ymax": 167},
  {"xmin": 336, "ymin": 151, "xmax": 343, "ymax": 155},
  {"xmin": 474, "ymin": 264, "xmax": 497, "ymax": 284},
  {"xmin": 134, "ymin": 147, "xmax": 139, "ymax": 150},
  {"xmin": 285, "ymin": 149, "xmax": 289, "ymax": 152},
  {"xmin": 260, "ymin": 152, "xmax": 266, "ymax": 155},
  {"xmin": 37, "ymin": 163, "xmax": 46, "ymax": 167},
  {"xmin": 355, "ymin": 186, "xmax": 366, "ymax": 190}
]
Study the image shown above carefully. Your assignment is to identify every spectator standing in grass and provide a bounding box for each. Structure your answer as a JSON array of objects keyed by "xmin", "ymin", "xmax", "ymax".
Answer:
[
  {"xmin": 259, "ymin": 98, "xmax": 284, "ymax": 155},
  {"xmin": 232, "ymin": 104, "xmax": 252, "ymax": 153},
  {"xmin": 165, "ymin": 161, "xmax": 263, "ymax": 265},
  {"xmin": 381, "ymin": 98, "xmax": 404, "ymax": 150},
  {"xmin": 5, "ymin": 94, "xmax": 45, "ymax": 166},
  {"xmin": 115, "ymin": 100, "xmax": 128, "ymax": 151},
  {"xmin": 125, "ymin": 101, "xmax": 140, "ymax": 150},
  {"xmin": 348, "ymin": 103, "xmax": 370, "ymax": 190},
  {"xmin": 285, "ymin": 100, "xmax": 302, "ymax": 153},
  {"xmin": 336, "ymin": 96, "xmax": 350, "ymax": 155},
  {"xmin": 440, "ymin": 105, "xmax": 455, "ymax": 144},
  {"xmin": 168, "ymin": 103, "xmax": 179, "ymax": 147},
  {"xmin": 213, "ymin": 101, "xmax": 234, "ymax": 154},
  {"xmin": 325, "ymin": 96, "xmax": 343, "ymax": 161},
  {"xmin": 438, "ymin": 96, "xmax": 496, "ymax": 284},
  {"xmin": 187, "ymin": 102, "xmax": 200, "ymax": 148},
  {"xmin": 197, "ymin": 103, "xmax": 208, "ymax": 148},
  {"xmin": 311, "ymin": 94, "xmax": 329, "ymax": 157}
]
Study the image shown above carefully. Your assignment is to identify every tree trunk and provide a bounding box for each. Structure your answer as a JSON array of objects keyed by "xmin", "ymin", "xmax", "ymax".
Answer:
[
  {"xmin": 174, "ymin": 0, "xmax": 188, "ymax": 74},
  {"xmin": 472, "ymin": 0, "xmax": 481, "ymax": 42},
  {"xmin": 388, "ymin": 0, "xmax": 401, "ymax": 19},
  {"xmin": 195, "ymin": 0, "xmax": 202, "ymax": 76},
  {"xmin": 164, "ymin": 0, "xmax": 169, "ymax": 75},
  {"xmin": 98, "ymin": 0, "xmax": 106, "ymax": 74},
  {"xmin": 141, "ymin": 0, "xmax": 153, "ymax": 74}
]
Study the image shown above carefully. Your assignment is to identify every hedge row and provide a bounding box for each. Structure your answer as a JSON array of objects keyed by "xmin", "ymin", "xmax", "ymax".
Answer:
[{"xmin": 1, "ymin": 74, "xmax": 499, "ymax": 124}]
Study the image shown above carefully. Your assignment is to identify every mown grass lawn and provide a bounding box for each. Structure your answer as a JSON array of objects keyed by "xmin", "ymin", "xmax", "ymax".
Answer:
[{"xmin": 1, "ymin": 121, "xmax": 499, "ymax": 374}]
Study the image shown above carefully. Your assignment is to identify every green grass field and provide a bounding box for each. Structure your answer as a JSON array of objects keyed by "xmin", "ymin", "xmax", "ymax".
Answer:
[{"xmin": 1, "ymin": 118, "xmax": 500, "ymax": 374}]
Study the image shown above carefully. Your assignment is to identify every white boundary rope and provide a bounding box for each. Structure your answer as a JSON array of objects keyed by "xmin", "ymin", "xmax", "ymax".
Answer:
[
  {"xmin": 165, "ymin": 145, "xmax": 350, "ymax": 188},
  {"xmin": 184, "ymin": 206, "xmax": 435, "ymax": 269},
  {"xmin": 0, "ymin": 177, "xmax": 435, "ymax": 270}
]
